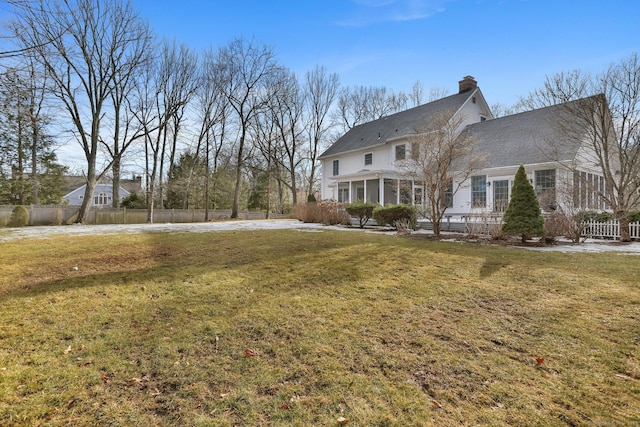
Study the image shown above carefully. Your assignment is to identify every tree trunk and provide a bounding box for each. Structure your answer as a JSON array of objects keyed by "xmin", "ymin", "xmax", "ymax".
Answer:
[
  {"xmin": 231, "ymin": 132, "xmax": 245, "ymax": 219},
  {"xmin": 77, "ymin": 173, "xmax": 96, "ymax": 224},
  {"xmin": 112, "ymin": 156, "xmax": 121, "ymax": 208},
  {"xmin": 617, "ymin": 211, "xmax": 631, "ymax": 242}
]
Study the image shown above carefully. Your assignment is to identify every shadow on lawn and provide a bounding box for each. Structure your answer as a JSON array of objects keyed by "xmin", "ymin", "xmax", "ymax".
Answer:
[
  {"xmin": 0, "ymin": 229, "xmax": 368, "ymax": 302},
  {"xmin": 479, "ymin": 256, "xmax": 511, "ymax": 279}
]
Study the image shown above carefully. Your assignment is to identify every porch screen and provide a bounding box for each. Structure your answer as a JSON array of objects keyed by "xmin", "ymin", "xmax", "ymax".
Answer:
[{"xmin": 366, "ymin": 179, "xmax": 379, "ymax": 204}]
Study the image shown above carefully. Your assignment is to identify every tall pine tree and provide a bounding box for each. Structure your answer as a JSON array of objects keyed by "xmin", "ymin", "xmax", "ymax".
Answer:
[{"xmin": 502, "ymin": 165, "xmax": 544, "ymax": 243}]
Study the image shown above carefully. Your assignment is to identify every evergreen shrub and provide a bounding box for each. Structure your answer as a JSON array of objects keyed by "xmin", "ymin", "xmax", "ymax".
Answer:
[
  {"xmin": 502, "ymin": 165, "xmax": 544, "ymax": 242},
  {"xmin": 373, "ymin": 204, "xmax": 417, "ymax": 230},
  {"xmin": 8, "ymin": 205, "xmax": 29, "ymax": 227},
  {"xmin": 345, "ymin": 202, "xmax": 377, "ymax": 228}
]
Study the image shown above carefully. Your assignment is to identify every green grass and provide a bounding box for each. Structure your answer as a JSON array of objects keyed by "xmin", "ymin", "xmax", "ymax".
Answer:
[{"xmin": 1, "ymin": 229, "xmax": 639, "ymax": 426}]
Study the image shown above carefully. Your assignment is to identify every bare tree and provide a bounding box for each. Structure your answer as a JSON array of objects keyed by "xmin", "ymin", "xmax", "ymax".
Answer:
[
  {"xmin": 12, "ymin": 0, "xmax": 151, "ymax": 222},
  {"xmin": 398, "ymin": 111, "xmax": 486, "ymax": 236},
  {"xmin": 427, "ymin": 85, "xmax": 449, "ymax": 102},
  {"xmin": 410, "ymin": 80, "xmax": 424, "ymax": 107},
  {"xmin": 191, "ymin": 48, "xmax": 230, "ymax": 219},
  {"xmin": 517, "ymin": 69, "xmax": 591, "ymax": 112},
  {"xmin": 214, "ymin": 37, "xmax": 280, "ymax": 218},
  {"xmin": 102, "ymin": 15, "xmax": 153, "ymax": 207},
  {"xmin": 133, "ymin": 40, "xmax": 196, "ymax": 223},
  {"xmin": 268, "ymin": 68, "xmax": 305, "ymax": 206},
  {"xmin": 522, "ymin": 54, "xmax": 640, "ymax": 241},
  {"xmin": 303, "ymin": 65, "xmax": 339, "ymax": 199},
  {"xmin": 335, "ymin": 85, "xmax": 408, "ymax": 132},
  {"xmin": 160, "ymin": 43, "xmax": 198, "ymax": 210}
]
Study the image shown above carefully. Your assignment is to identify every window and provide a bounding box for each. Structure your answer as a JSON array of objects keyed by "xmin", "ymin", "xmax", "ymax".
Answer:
[
  {"xmin": 471, "ymin": 175, "xmax": 486, "ymax": 208},
  {"xmin": 535, "ymin": 169, "xmax": 556, "ymax": 210},
  {"xmin": 94, "ymin": 192, "xmax": 110, "ymax": 206},
  {"xmin": 444, "ymin": 180, "xmax": 453, "ymax": 209},
  {"xmin": 395, "ymin": 144, "xmax": 406, "ymax": 161},
  {"xmin": 493, "ymin": 180, "xmax": 509, "ymax": 212},
  {"xmin": 332, "ymin": 159, "xmax": 339, "ymax": 176},
  {"xmin": 364, "ymin": 153, "xmax": 372, "ymax": 166},
  {"xmin": 573, "ymin": 170, "xmax": 605, "ymax": 210}
]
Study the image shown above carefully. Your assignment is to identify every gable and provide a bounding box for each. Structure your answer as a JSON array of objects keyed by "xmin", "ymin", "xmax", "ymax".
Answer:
[
  {"xmin": 320, "ymin": 89, "xmax": 483, "ymax": 159},
  {"xmin": 462, "ymin": 99, "xmax": 590, "ymax": 169}
]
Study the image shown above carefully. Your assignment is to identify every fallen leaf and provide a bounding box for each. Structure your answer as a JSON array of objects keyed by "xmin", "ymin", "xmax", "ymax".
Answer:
[
  {"xmin": 64, "ymin": 345, "xmax": 72, "ymax": 355},
  {"xmin": 536, "ymin": 357, "xmax": 545, "ymax": 365},
  {"xmin": 219, "ymin": 392, "xmax": 231, "ymax": 398},
  {"xmin": 337, "ymin": 416, "xmax": 349, "ymax": 424},
  {"xmin": 244, "ymin": 348, "xmax": 258, "ymax": 358},
  {"xmin": 278, "ymin": 403, "xmax": 290, "ymax": 410},
  {"xmin": 432, "ymin": 400, "xmax": 442, "ymax": 409}
]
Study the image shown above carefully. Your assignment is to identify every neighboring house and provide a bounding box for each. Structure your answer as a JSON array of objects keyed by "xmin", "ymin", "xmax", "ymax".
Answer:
[
  {"xmin": 62, "ymin": 176, "xmax": 143, "ymax": 207},
  {"xmin": 319, "ymin": 76, "xmax": 607, "ymax": 221}
]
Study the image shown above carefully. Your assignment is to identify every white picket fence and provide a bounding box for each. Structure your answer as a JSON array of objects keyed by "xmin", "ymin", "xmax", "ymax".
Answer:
[{"xmin": 582, "ymin": 219, "xmax": 640, "ymax": 240}]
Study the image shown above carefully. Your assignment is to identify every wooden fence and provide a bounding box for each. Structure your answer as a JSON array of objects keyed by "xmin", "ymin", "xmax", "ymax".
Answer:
[
  {"xmin": 454, "ymin": 214, "xmax": 640, "ymax": 241},
  {"xmin": 582, "ymin": 219, "xmax": 640, "ymax": 240},
  {"xmin": 0, "ymin": 205, "xmax": 289, "ymax": 227}
]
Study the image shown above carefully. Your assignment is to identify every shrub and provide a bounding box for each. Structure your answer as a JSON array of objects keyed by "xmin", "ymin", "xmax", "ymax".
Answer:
[
  {"xmin": 307, "ymin": 193, "xmax": 316, "ymax": 203},
  {"xmin": 628, "ymin": 211, "xmax": 640, "ymax": 223},
  {"xmin": 293, "ymin": 201, "xmax": 350, "ymax": 226},
  {"xmin": 8, "ymin": 205, "xmax": 29, "ymax": 227},
  {"xmin": 502, "ymin": 165, "xmax": 544, "ymax": 242},
  {"xmin": 373, "ymin": 204, "xmax": 417, "ymax": 230},
  {"xmin": 121, "ymin": 192, "xmax": 147, "ymax": 209},
  {"xmin": 345, "ymin": 202, "xmax": 377, "ymax": 228}
]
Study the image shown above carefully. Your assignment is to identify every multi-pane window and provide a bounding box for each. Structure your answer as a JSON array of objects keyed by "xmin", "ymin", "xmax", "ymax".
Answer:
[
  {"xmin": 364, "ymin": 153, "xmax": 372, "ymax": 166},
  {"xmin": 471, "ymin": 175, "xmax": 487, "ymax": 208},
  {"xmin": 493, "ymin": 180, "xmax": 509, "ymax": 212},
  {"xmin": 332, "ymin": 159, "xmax": 339, "ymax": 176},
  {"xmin": 535, "ymin": 169, "xmax": 556, "ymax": 210},
  {"xmin": 573, "ymin": 170, "xmax": 606, "ymax": 210},
  {"xmin": 395, "ymin": 144, "xmax": 406, "ymax": 161},
  {"xmin": 443, "ymin": 180, "xmax": 453, "ymax": 208},
  {"xmin": 94, "ymin": 192, "xmax": 110, "ymax": 206}
]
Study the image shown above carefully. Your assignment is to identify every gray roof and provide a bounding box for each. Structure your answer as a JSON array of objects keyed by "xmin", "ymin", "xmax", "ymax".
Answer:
[
  {"xmin": 319, "ymin": 90, "xmax": 476, "ymax": 158},
  {"xmin": 462, "ymin": 98, "xmax": 590, "ymax": 169}
]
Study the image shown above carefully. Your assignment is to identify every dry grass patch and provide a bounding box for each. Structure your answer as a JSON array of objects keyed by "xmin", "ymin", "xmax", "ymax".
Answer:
[{"xmin": 1, "ymin": 230, "xmax": 639, "ymax": 426}]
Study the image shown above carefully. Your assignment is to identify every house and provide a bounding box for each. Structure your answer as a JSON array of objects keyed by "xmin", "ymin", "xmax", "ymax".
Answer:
[
  {"xmin": 319, "ymin": 76, "xmax": 606, "ymax": 221},
  {"xmin": 63, "ymin": 175, "xmax": 143, "ymax": 207}
]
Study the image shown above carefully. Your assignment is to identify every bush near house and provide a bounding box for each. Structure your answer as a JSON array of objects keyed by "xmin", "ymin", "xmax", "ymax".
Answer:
[
  {"xmin": 577, "ymin": 210, "xmax": 640, "ymax": 223},
  {"xmin": 8, "ymin": 205, "xmax": 29, "ymax": 227},
  {"xmin": 502, "ymin": 165, "xmax": 544, "ymax": 242},
  {"xmin": 293, "ymin": 201, "xmax": 350, "ymax": 226},
  {"xmin": 373, "ymin": 204, "xmax": 417, "ymax": 230},
  {"xmin": 345, "ymin": 202, "xmax": 377, "ymax": 228}
]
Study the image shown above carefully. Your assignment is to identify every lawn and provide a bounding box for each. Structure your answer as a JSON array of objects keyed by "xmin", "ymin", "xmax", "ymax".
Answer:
[{"xmin": 1, "ymin": 229, "xmax": 639, "ymax": 426}]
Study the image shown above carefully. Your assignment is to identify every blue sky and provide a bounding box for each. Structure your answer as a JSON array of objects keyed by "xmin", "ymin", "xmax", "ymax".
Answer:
[{"xmin": 134, "ymin": 0, "xmax": 640, "ymax": 107}]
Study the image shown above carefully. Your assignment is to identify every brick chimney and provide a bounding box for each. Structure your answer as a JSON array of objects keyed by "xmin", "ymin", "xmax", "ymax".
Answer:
[{"xmin": 458, "ymin": 75, "xmax": 477, "ymax": 94}]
